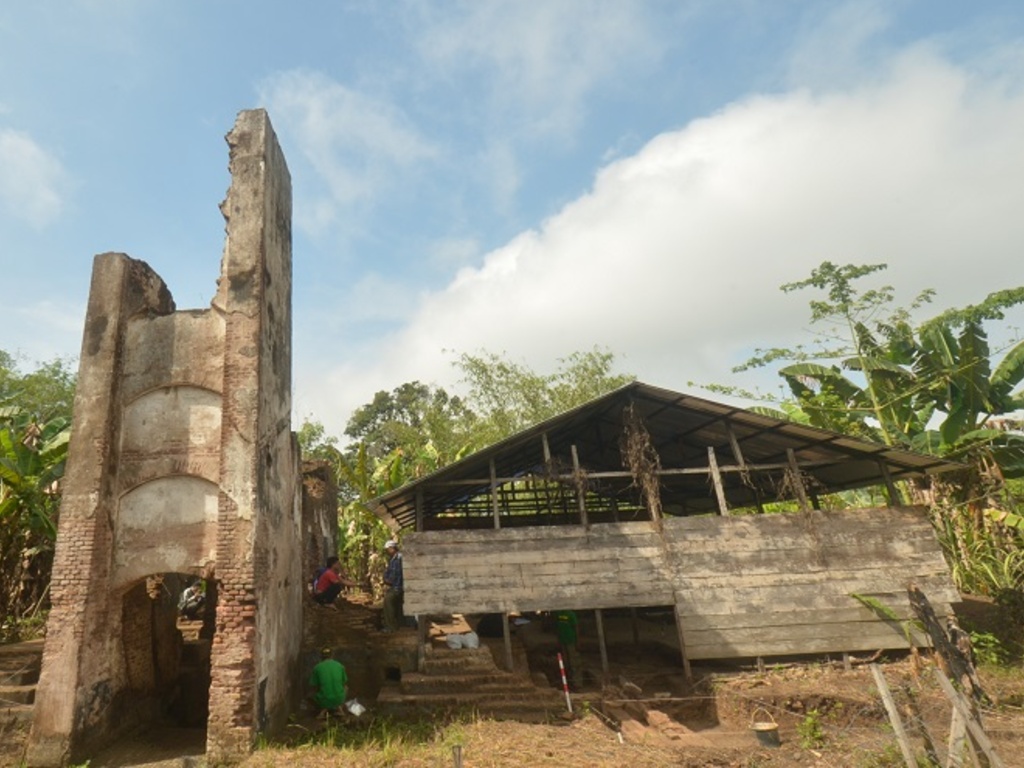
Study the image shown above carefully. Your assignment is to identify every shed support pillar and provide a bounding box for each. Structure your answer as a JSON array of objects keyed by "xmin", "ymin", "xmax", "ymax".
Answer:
[
  {"xmin": 672, "ymin": 597, "xmax": 692, "ymax": 681},
  {"xmin": 594, "ymin": 609, "xmax": 609, "ymax": 679},
  {"xmin": 502, "ymin": 614, "xmax": 514, "ymax": 672}
]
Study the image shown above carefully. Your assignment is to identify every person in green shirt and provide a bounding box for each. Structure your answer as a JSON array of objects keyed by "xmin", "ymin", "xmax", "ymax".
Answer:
[
  {"xmin": 309, "ymin": 647, "xmax": 348, "ymax": 716},
  {"xmin": 555, "ymin": 609, "xmax": 582, "ymax": 689}
]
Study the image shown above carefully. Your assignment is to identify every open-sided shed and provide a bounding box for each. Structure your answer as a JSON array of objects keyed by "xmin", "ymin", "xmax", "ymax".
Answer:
[{"xmin": 369, "ymin": 382, "xmax": 962, "ymax": 672}]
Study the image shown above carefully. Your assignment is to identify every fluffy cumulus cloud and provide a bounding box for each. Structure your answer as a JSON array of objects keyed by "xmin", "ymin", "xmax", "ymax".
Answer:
[
  {"xmin": 0, "ymin": 129, "xmax": 68, "ymax": 228},
  {"xmin": 305, "ymin": 48, "xmax": 1024, "ymax": 436}
]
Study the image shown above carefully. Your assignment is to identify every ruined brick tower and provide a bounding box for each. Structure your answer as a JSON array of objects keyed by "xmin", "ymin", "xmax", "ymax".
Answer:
[{"xmin": 27, "ymin": 110, "xmax": 303, "ymax": 766}]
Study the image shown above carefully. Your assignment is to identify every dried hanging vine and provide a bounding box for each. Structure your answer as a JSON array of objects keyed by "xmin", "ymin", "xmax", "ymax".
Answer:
[{"xmin": 619, "ymin": 404, "xmax": 663, "ymax": 522}]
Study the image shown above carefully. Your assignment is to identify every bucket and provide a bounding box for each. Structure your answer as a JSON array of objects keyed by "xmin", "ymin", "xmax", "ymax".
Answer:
[{"xmin": 750, "ymin": 707, "xmax": 780, "ymax": 747}]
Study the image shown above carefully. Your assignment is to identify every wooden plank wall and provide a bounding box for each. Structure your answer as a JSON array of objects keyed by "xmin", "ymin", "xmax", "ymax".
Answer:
[{"xmin": 403, "ymin": 506, "xmax": 958, "ymax": 660}]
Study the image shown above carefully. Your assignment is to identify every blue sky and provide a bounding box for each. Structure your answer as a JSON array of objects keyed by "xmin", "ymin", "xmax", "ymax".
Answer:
[{"xmin": 3, "ymin": 1, "xmax": 1023, "ymax": 438}]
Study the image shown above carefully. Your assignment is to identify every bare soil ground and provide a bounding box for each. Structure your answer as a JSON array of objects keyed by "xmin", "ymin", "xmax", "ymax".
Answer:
[
  {"xmin": 4, "ymin": 594, "xmax": 1022, "ymax": 767},
  {"xmin": 239, "ymin": 656, "xmax": 1024, "ymax": 768},
  {"xmin": 3, "ymin": 653, "xmax": 1023, "ymax": 767}
]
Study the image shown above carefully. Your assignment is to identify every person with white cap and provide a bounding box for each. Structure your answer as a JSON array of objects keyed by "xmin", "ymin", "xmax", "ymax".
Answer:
[{"xmin": 382, "ymin": 539, "xmax": 404, "ymax": 632}]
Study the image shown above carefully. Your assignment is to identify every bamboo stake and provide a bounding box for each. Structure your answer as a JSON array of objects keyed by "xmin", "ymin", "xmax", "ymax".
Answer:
[
  {"xmin": 870, "ymin": 663, "xmax": 918, "ymax": 768},
  {"xmin": 934, "ymin": 667, "xmax": 1002, "ymax": 768}
]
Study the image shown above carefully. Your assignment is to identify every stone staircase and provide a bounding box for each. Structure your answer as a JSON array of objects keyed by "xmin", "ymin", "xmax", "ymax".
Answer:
[
  {"xmin": 377, "ymin": 643, "xmax": 566, "ymax": 722},
  {"xmin": 0, "ymin": 638, "xmax": 43, "ymax": 728}
]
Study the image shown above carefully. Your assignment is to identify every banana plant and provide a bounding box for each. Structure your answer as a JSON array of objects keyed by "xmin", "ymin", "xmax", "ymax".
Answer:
[{"xmin": 0, "ymin": 410, "xmax": 70, "ymax": 621}]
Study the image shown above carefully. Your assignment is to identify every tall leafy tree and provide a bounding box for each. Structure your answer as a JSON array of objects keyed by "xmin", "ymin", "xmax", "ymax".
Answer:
[
  {"xmin": 0, "ymin": 350, "xmax": 77, "ymax": 423},
  {"xmin": 344, "ymin": 381, "xmax": 478, "ymax": 464},
  {"xmin": 457, "ymin": 347, "xmax": 634, "ymax": 446},
  {"xmin": 307, "ymin": 349, "xmax": 634, "ymax": 583}
]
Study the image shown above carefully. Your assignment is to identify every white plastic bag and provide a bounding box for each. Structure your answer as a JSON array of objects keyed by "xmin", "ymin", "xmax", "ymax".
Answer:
[{"xmin": 345, "ymin": 699, "xmax": 366, "ymax": 717}]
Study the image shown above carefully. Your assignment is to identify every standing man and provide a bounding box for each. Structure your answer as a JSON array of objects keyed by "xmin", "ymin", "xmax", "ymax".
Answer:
[
  {"xmin": 555, "ymin": 609, "xmax": 582, "ymax": 689},
  {"xmin": 308, "ymin": 647, "xmax": 348, "ymax": 717},
  {"xmin": 382, "ymin": 539, "xmax": 404, "ymax": 632}
]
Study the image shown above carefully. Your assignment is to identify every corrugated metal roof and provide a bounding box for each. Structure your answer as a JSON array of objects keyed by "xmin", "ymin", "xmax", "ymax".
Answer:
[{"xmin": 367, "ymin": 381, "xmax": 962, "ymax": 530}]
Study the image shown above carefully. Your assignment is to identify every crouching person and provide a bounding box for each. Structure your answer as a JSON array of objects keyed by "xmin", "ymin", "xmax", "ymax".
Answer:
[
  {"xmin": 309, "ymin": 647, "xmax": 348, "ymax": 717},
  {"xmin": 313, "ymin": 556, "xmax": 357, "ymax": 608}
]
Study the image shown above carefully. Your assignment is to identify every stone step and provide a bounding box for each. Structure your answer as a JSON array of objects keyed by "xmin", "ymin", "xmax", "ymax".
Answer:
[
  {"xmin": 0, "ymin": 702, "xmax": 34, "ymax": 724},
  {"xmin": 0, "ymin": 683, "xmax": 36, "ymax": 705},
  {"xmin": 422, "ymin": 652, "xmax": 499, "ymax": 674},
  {"xmin": 379, "ymin": 688, "xmax": 561, "ymax": 708},
  {"xmin": 0, "ymin": 658, "xmax": 41, "ymax": 686},
  {"xmin": 399, "ymin": 672, "xmax": 538, "ymax": 696},
  {"xmin": 0, "ymin": 640, "xmax": 44, "ymax": 686}
]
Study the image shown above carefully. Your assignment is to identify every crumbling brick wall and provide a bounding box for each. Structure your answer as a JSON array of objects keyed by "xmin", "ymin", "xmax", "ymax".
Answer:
[{"xmin": 27, "ymin": 109, "xmax": 301, "ymax": 767}]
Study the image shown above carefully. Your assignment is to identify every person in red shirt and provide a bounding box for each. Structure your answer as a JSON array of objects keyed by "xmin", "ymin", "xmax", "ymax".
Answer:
[{"xmin": 313, "ymin": 556, "xmax": 356, "ymax": 608}]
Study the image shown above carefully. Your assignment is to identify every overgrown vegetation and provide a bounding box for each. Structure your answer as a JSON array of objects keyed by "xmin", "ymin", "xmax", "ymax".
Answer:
[
  {"xmin": 707, "ymin": 262, "xmax": 1024, "ymax": 639},
  {"xmin": 298, "ymin": 348, "xmax": 633, "ymax": 585},
  {"xmin": 0, "ymin": 351, "xmax": 75, "ymax": 639}
]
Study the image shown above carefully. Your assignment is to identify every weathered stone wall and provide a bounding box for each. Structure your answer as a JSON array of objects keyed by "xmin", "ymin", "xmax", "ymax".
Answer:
[
  {"xmin": 301, "ymin": 461, "xmax": 340, "ymax": 581},
  {"xmin": 28, "ymin": 109, "xmax": 300, "ymax": 767}
]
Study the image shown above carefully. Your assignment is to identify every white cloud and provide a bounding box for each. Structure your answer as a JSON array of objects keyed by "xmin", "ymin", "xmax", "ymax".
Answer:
[
  {"xmin": 308, "ymin": 48, "xmax": 1024, "ymax": 437},
  {"xmin": 258, "ymin": 69, "xmax": 438, "ymax": 236},
  {"xmin": 786, "ymin": 1, "xmax": 892, "ymax": 90},
  {"xmin": 0, "ymin": 129, "xmax": 69, "ymax": 228},
  {"xmin": 412, "ymin": 0, "xmax": 663, "ymax": 138}
]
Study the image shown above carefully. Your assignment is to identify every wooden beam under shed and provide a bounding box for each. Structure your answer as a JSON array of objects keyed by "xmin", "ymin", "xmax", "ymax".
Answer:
[
  {"xmin": 570, "ymin": 444, "xmax": 589, "ymax": 526},
  {"xmin": 594, "ymin": 609, "xmax": 609, "ymax": 678},
  {"xmin": 502, "ymin": 614, "xmax": 514, "ymax": 672},
  {"xmin": 489, "ymin": 458, "xmax": 501, "ymax": 529},
  {"xmin": 877, "ymin": 459, "xmax": 903, "ymax": 507},
  {"xmin": 786, "ymin": 448, "xmax": 811, "ymax": 512},
  {"xmin": 707, "ymin": 447, "xmax": 729, "ymax": 516}
]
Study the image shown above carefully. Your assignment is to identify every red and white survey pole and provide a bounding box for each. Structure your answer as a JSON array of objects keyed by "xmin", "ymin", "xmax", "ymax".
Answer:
[{"xmin": 557, "ymin": 652, "xmax": 573, "ymax": 714}]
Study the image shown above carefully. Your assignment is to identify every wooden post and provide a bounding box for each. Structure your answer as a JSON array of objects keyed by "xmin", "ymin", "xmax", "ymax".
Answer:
[
  {"xmin": 726, "ymin": 423, "xmax": 746, "ymax": 468},
  {"xmin": 707, "ymin": 447, "xmax": 729, "ymax": 516},
  {"xmin": 417, "ymin": 615, "xmax": 427, "ymax": 673},
  {"xmin": 502, "ymin": 613, "xmax": 514, "ymax": 672},
  {"xmin": 415, "ymin": 487, "xmax": 424, "ymax": 532},
  {"xmin": 870, "ymin": 663, "xmax": 919, "ymax": 768},
  {"xmin": 490, "ymin": 458, "xmax": 501, "ymax": 529},
  {"xmin": 672, "ymin": 599, "xmax": 692, "ymax": 681},
  {"xmin": 594, "ymin": 609, "xmax": 610, "ymax": 678},
  {"xmin": 571, "ymin": 444, "xmax": 589, "ymax": 526},
  {"xmin": 877, "ymin": 459, "xmax": 903, "ymax": 507},
  {"xmin": 541, "ymin": 431, "xmax": 554, "ymax": 520},
  {"xmin": 786, "ymin": 449, "xmax": 811, "ymax": 512}
]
